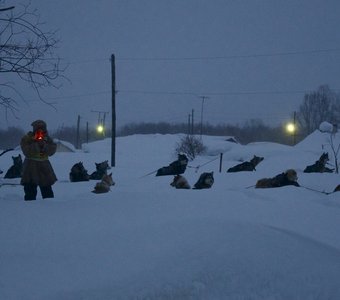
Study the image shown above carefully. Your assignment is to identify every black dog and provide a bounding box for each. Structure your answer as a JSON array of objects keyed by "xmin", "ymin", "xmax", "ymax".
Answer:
[
  {"xmin": 303, "ymin": 152, "xmax": 333, "ymax": 173},
  {"xmin": 89, "ymin": 160, "xmax": 110, "ymax": 180},
  {"xmin": 69, "ymin": 162, "xmax": 90, "ymax": 182},
  {"xmin": 4, "ymin": 154, "xmax": 23, "ymax": 178},
  {"xmin": 156, "ymin": 154, "xmax": 189, "ymax": 176},
  {"xmin": 227, "ymin": 155, "xmax": 264, "ymax": 172},
  {"xmin": 193, "ymin": 172, "xmax": 214, "ymax": 189}
]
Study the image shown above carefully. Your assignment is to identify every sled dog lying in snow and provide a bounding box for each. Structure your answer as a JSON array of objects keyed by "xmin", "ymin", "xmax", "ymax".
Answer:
[
  {"xmin": 255, "ymin": 169, "xmax": 299, "ymax": 189},
  {"xmin": 227, "ymin": 155, "xmax": 264, "ymax": 172},
  {"xmin": 170, "ymin": 175, "xmax": 191, "ymax": 189},
  {"xmin": 303, "ymin": 152, "xmax": 333, "ymax": 173},
  {"xmin": 69, "ymin": 162, "xmax": 90, "ymax": 182},
  {"xmin": 170, "ymin": 172, "xmax": 214, "ymax": 190},
  {"xmin": 193, "ymin": 172, "xmax": 214, "ymax": 189},
  {"xmin": 89, "ymin": 160, "xmax": 110, "ymax": 180},
  {"xmin": 156, "ymin": 154, "xmax": 189, "ymax": 176},
  {"xmin": 92, "ymin": 173, "xmax": 115, "ymax": 194}
]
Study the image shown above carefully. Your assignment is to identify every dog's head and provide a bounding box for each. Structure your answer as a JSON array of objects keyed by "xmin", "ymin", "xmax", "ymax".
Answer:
[
  {"xmin": 320, "ymin": 152, "xmax": 329, "ymax": 164},
  {"xmin": 95, "ymin": 160, "xmax": 110, "ymax": 171},
  {"xmin": 170, "ymin": 175, "xmax": 181, "ymax": 187},
  {"xmin": 203, "ymin": 172, "xmax": 214, "ymax": 186},
  {"xmin": 251, "ymin": 155, "xmax": 264, "ymax": 166},
  {"xmin": 285, "ymin": 169, "xmax": 298, "ymax": 182},
  {"xmin": 178, "ymin": 154, "xmax": 189, "ymax": 165},
  {"xmin": 71, "ymin": 162, "xmax": 87, "ymax": 174},
  {"xmin": 12, "ymin": 154, "xmax": 22, "ymax": 166},
  {"xmin": 102, "ymin": 173, "xmax": 115, "ymax": 186}
]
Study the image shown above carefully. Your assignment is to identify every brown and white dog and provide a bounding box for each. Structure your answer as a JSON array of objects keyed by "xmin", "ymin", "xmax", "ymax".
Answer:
[
  {"xmin": 92, "ymin": 173, "xmax": 115, "ymax": 193},
  {"xmin": 255, "ymin": 169, "xmax": 299, "ymax": 189},
  {"xmin": 170, "ymin": 175, "xmax": 191, "ymax": 189}
]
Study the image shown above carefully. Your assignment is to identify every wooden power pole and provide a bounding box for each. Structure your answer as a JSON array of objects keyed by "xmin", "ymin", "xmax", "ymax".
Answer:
[
  {"xmin": 111, "ymin": 54, "xmax": 116, "ymax": 167},
  {"xmin": 76, "ymin": 115, "xmax": 80, "ymax": 149}
]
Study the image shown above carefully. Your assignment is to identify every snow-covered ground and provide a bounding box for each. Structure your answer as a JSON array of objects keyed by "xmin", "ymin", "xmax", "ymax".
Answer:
[{"xmin": 1, "ymin": 130, "xmax": 340, "ymax": 300}]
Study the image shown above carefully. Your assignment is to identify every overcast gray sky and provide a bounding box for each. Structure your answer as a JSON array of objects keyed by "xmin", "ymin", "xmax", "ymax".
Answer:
[{"xmin": 2, "ymin": 0, "xmax": 340, "ymax": 131}]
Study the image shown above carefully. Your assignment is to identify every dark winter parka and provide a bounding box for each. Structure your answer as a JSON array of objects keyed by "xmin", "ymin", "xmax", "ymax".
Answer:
[{"xmin": 20, "ymin": 131, "xmax": 57, "ymax": 186}]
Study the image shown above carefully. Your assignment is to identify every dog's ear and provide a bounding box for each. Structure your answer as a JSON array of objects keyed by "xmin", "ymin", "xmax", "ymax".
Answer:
[{"xmin": 108, "ymin": 172, "xmax": 112, "ymax": 176}]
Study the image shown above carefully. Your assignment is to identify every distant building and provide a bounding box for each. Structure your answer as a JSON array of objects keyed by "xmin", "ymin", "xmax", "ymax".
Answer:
[
  {"xmin": 225, "ymin": 136, "xmax": 239, "ymax": 144},
  {"xmin": 54, "ymin": 139, "xmax": 76, "ymax": 152}
]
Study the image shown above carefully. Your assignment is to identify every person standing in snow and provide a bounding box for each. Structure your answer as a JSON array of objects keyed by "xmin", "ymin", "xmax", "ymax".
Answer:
[{"xmin": 20, "ymin": 120, "xmax": 57, "ymax": 201}]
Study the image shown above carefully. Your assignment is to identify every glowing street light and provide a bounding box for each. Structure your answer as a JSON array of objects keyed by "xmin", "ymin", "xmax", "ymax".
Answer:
[
  {"xmin": 286, "ymin": 121, "xmax": 297, "ymax": 145},
  {"xmin": 96, "ymin": 124, "xmax": 105, "ymax": 135},
  {"xmin": 286, "ymin": 123, "xmax": 296, "ymax": 134}
]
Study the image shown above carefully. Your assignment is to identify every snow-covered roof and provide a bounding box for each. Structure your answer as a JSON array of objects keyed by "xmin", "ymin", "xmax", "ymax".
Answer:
[{"xmin": 53, "ymin": 139, "xmax": 76, "ymax": 152}]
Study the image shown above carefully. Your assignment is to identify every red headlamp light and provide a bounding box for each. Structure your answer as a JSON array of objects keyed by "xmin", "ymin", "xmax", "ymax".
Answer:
[{"xmin": 34, "ymin": 129, "xmax": 45, "ymax": 141}]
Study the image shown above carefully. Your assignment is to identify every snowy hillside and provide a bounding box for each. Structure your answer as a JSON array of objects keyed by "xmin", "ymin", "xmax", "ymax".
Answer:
[{"xmin": 0, "ymin": 130, "xmax": 340, "ymax": 300}]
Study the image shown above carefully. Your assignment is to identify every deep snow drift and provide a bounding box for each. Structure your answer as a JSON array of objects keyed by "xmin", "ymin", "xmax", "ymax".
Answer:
[{"xmin": 1, "ymin": 130, "xmax": 340, "ymax": 300}]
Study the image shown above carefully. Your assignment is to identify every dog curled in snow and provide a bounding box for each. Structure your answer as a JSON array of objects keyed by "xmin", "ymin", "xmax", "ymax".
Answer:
[
  {"xmin": 4, "ymin": 154, "xmax": 23, "ymax": 178},
  {"xmin": 170, "ymin": 175, "xmax": 191, "ymax": 189},
  {"xmin": 255, "ymin": 169, "xmax": 299, "ymax": 189},
  {"xmin": 92, "ymin": 173, "xmax": 115, "ymax": 194},
  {"xmin": 69, "ymin": 162, "xmax": 90, "ymax": 182},
  {"xmin": 227, "ymin": 155, "xmax": 264, "ymax": 172},
  {"xmin": 303, "ymin": 152, "xmax": 333, "ymax": 173},
  {"xmin": 193, "ymin": 172, "xmax": 214, "ymax": 189},
  {"xmin": 89, "ymin": 160, "xmax": 110, "ymax": 180}
]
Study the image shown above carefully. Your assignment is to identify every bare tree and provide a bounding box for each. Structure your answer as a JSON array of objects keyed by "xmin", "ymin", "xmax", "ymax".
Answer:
[
  {"xmin": 0, "ymin": 2, "xmax": 65, "ymax": 117},
  {"xmin": 297, "ymin": 85, "xmax": 340, "ymax": 135},
  {"xmin": 175, "ymin": 135, "xmax": 206, "ymax": 160}
]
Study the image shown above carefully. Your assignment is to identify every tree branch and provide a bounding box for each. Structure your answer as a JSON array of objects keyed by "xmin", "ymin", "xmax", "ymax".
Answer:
[{"xmin": 0, "ymin": 1, "xmax": 66, "ymax": 116}]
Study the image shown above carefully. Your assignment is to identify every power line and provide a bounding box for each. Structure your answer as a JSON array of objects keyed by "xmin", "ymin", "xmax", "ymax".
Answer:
[
  {"xmin": 117, "ymin": 48, "xmax": 340, "ymax": 61},
  {"xmin": 117, "ymin": 88, "xmax": 340, "ymax": 97},
  {"xmin": 117, "ymin": 90, "xmax": 198, "ymax": 96},
  {"xmin": 27, "ymin": 87, "xmax": 340, "ymax": 103},
  {"xmin": 64, "ymin": 47, "xmax": 340, "ymax": 65}
]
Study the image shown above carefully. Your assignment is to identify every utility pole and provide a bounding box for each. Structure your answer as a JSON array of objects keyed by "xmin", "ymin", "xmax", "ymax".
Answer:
[
  {"xmin": 76, "ymin": 115, "xmax": 80, "ymax": 149},
  {"xmin": 91, "ymin": 110, "xmax": 109, "ymax": 138},
  {"xmin": 187, "ymin": 114, "xmax": 191, "ymax": 135},
  {"xmin": 111, "ymin": 54, "xmax": 116, "ymax": 167},
  {"xmin": 91, "ymin": 110, "xmax": 109, "ymax": 127},
  {"xmin": 199, "ymin": 96, "xmax": 209, "ymax": 138},
  {"xmin": 191, "ymin": 109, "xmax": 194, "ymax": 135},
  {"xmin": 86, "ymin": 121, "xmax": 89, "ymax": 144}
]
